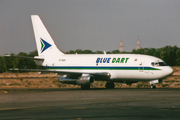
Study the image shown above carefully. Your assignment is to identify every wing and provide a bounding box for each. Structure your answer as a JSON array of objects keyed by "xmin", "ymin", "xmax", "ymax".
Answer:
[{"xmin": 9, "ymin": 68, "xmax": 111, "ymax": 80}]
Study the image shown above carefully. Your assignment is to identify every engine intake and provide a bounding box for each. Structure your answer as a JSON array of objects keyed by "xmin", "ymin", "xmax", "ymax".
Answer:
[
  {"xmin": 76, "ymin": 75, "xmax": 94, "ymax": 85},
  {"xmin": 58, "ymin": 74, "xmax": 94, "ymax": 85}
]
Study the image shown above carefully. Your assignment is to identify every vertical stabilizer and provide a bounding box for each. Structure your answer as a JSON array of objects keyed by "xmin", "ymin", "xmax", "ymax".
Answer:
[{"xmin": 31, "ymin": 15, "xmax": 64, "ymax": 57}]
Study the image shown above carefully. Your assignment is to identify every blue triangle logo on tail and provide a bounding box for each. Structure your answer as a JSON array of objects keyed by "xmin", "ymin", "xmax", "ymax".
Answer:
[{"xmin": 40, "ymin": 38, "xmax": 52, "ymax": 53}]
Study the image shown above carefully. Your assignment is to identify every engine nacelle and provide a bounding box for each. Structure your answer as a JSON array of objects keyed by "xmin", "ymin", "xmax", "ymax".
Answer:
[
  {"xmin": 58, "ymin": 74, "xmax": 94, "ymax": 85},
  {"xmin": 76, "ymin": 75, "xmax": 95, "ymax": 85}
]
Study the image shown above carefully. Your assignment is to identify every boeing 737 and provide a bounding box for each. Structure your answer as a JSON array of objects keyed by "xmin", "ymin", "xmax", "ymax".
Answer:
[{"xmin": 6, "ymin": 15, "xmax": 174, "ymax": 89}]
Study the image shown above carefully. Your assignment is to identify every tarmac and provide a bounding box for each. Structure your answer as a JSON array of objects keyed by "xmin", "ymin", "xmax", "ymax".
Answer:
[{"xmin": 0, "ymin": 88, "xmax": 180, "ymax": 120}]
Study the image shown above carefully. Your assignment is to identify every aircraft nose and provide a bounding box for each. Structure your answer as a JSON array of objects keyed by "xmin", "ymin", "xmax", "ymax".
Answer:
[{"xmin": 167, "ymin": 67, "xmax": 174, "ymax": 76}]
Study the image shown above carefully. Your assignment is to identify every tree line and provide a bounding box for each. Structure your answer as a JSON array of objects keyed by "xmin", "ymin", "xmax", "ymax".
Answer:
[{"xmin": 0, "ymin": 45, "xmax": 179, "ymax": 73}]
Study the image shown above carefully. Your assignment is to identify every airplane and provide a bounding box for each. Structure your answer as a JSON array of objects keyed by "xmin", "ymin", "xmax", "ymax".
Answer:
[{"xmin": 5, "ymin": 15, "xmax": 174, "ymax": 89}]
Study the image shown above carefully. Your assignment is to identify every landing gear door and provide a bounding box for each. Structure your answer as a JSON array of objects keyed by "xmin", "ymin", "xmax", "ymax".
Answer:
[{"xmin": 139, "ymin": 60, "xmax": 144, "ymax": 72}]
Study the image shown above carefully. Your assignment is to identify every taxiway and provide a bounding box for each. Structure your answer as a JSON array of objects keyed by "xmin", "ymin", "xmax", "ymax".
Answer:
[{"xmin": 0, "ymin": 88, "xmax": 180, "ymax": 120}]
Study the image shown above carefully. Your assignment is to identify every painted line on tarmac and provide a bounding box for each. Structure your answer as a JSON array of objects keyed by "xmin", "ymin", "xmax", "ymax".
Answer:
[
  {"xmin": 159, "ymin": 109, "xmax": 169, "ymax": 111},
  {"xmin": 64, "ymin": 107, "xmax": 87, "ymax": 110},
  {"xmin": 0, "ymin": 90, "xmax": 8, "ymax": 94},
  {"xmin": 0, "ymin": 107, "xmax": 33, "ymax": 111}
]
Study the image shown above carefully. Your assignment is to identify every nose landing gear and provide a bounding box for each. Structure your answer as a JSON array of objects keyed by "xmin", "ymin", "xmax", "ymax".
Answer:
[
  {"xmin": 150, "ymin": 84, "xmax": 156, "ymax": 89},
  {"xmin": 149, "ymin": 80, "xmax": 159, "ymax": 89},
  {"xmin": 105, "ymin": 82, "xmax": 115, "ymax": 89}
]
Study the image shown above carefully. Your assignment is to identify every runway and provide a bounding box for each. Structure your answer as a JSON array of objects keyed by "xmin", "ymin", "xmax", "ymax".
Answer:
[{"xmin": 0, "ymin": 88, "xmax": 180, "ymax": 120}]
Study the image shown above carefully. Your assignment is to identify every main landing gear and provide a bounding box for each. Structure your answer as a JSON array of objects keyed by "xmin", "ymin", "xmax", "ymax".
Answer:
[
  {"xmin": 150, "ymin": 84, "xmax": 156, "ymax": 89},
  {"xmin": 105, "ymin": 82, "xmax": 115, "ymax": 89},
  {"xmin": 81, "ymin": 85, "xmax": 90, "ymax": 90}
]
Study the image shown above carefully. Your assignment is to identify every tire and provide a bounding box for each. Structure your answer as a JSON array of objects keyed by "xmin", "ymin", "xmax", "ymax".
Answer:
[
  {"xmin": 81, "ymin": 85, "xmax": 90, "ymax": 90},
  {"xmin": 106, "ymin": 82, "xmax": 115, "ymax": 89},
  {"xmin": 150, "ymin": 84, "xmax": 156, "ymax": 89}
]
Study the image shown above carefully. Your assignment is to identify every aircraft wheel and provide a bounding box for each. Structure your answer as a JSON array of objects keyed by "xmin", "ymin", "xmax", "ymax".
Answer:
[
  {"xmin": 150, "ymin": 84, "xmax": 156, "ymax": 89},
  {"xmin": 105, "ymin": 82, "xmax": 115, "ymax": 89},
  {"xmin": 81, "ymin": 85, "xmax": 90, "ymax": 90}
]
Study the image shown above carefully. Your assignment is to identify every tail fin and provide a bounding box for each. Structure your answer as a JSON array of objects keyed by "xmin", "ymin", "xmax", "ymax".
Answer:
[{"xmin": 31, "ymin": 15, "xmax": 64, "ymax": 57}]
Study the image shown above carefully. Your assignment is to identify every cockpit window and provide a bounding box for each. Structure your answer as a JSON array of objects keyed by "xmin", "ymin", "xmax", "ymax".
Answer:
[
  {"xmin": 151, "ymin": 62, "xmax": 155, "ymax": 66},
  {"xmin": 158, "ymin": 62, "xmax": 167, "ymax": 66},
  {"xmin": 151, "ymin": 61, "xmax": 167, "ymax": 66}
]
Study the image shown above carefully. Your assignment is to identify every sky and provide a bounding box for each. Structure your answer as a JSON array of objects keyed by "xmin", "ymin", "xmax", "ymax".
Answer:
[{"xmin": 0, "ymin": 0, "xmax": 180, "ymax": 55}]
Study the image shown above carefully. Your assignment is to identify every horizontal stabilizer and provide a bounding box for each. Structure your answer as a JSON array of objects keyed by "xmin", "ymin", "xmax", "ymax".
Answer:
[{"xmin": 4, "ymin": 54, "xmax": 44, "ymax": 60}]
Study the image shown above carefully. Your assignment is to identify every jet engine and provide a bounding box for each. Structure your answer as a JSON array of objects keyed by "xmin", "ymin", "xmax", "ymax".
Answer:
[
  {"xmin": 76, "ymin": 75, "xmax": 95, "ymax": 85},
  {"xmin": 58, "ymin": 74, "xmax": 94, "ymax": 85}
]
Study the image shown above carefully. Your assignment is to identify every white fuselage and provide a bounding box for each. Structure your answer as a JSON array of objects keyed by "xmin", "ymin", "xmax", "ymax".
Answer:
[{"xmin": 40, "ymin": 54, "xmax": 173, "ymax": 82}]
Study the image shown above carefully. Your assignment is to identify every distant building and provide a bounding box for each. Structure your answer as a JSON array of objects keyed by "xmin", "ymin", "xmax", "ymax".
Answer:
[
  {"xmin": 119, "ymin": 37, "xmax": 124, "ymax": 52},
  {"xmin": 136, "ymin": 35, "xmax": 141, "ymax": 50}
]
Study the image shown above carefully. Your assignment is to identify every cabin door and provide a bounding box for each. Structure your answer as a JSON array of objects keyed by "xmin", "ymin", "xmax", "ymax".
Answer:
[{"xmin": 139, "ymin": 60, "xmax": 144, "ymax": 72}]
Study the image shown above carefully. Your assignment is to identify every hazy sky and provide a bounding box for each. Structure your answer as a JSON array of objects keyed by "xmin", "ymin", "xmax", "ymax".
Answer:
[{"xmin": 0, "ymin": 0, "xmax": 180, "ymax": 55}]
